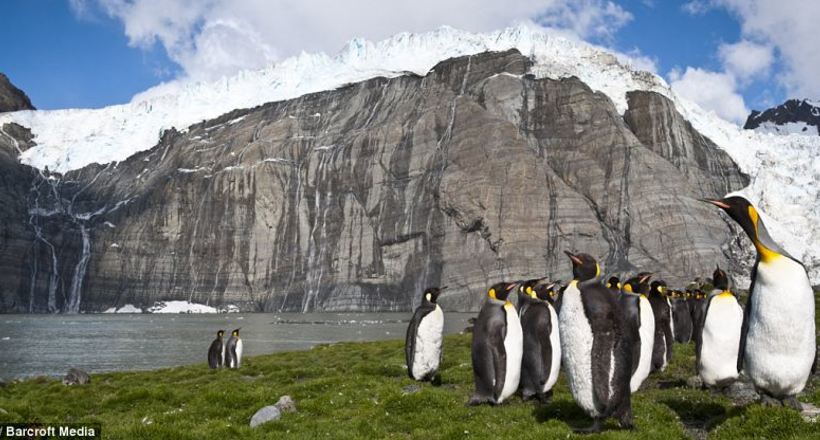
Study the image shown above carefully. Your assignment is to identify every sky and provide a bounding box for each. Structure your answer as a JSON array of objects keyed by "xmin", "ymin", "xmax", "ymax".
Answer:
[{"xmin": 1, "ymin": 0, "xmax": 817, "ymax": 125}]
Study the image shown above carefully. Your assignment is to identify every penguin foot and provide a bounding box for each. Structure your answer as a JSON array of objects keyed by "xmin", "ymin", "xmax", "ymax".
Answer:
[
  {"xmin": 573, "ymin": 418, "xmax": 603, "ymax": 434},
  {"xmin": 431, "ymin": 374, "xmax": 442, "ymax": 387},
  {"xmin": 467, "ymin": 395, "xmax": 492, "ymax": 406},
  {"xmin": 759, "ymin": 394, "xmax": 782, "ymax": 407},
  {"xmin": 536, "ymin": 390, "xmax": 553, "ymax": 405},
  {"xmin": 782, "ymin": 396, "xmax": 803, "ymax": 411}
]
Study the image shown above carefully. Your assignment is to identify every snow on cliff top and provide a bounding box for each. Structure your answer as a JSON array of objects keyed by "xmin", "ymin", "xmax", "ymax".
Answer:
[{"xmin": 1, "ymin": 24, "xmax": 818, "ymax": 281}]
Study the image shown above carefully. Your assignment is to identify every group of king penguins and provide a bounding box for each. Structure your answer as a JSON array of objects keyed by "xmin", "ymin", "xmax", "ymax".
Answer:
[
  {"xmin": 207, "ymin": 328, "xmax": 243, "ymax": 369},
  {"xmin": 405, "ymin": 195, "xmax": 816, "ymax": 432}
]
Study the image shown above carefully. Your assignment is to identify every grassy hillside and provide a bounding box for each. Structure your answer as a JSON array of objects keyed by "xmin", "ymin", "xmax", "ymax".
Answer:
[{"xmin": 1, "ymin": 297, "xmax": 818, "ymax": 439}]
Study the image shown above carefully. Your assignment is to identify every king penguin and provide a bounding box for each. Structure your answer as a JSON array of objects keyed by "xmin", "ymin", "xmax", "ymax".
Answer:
[
  {"xmin": 648, "ymin": 280, "xmax": 674, "ymax": 372},
  {"xmin": 672, "ymin": 289, "xmax": 694, "ymax": 344},
  {"xmin": 697, "ymin": 265, "xmax": 743, "ymax": 388},
  {"xmin": 621, "ymin": 273, "xmax": 655, "ymax": 393},
  {"xmin": 207, "ymin": 329, "xmax": 225, "ymax": 369},
  {"xmin": 405, "ymin": 286, "xmax": 447, "ymax": 382},
  {"xmin": 519, "ymin": 279, "xmax": 562, "ymax": 403},
  {"xmin": 560, "ymin": 252, "xmax": 633, "ymax": 432},
  {"xmin": 690, "ymin": 289, "xmax": 707, "ymax": 352},
  {"xmin": 703, "ymin": 196, "xmax": 816, "ymax": 408},
  {"xmin": 225, "ymin": 328, "xmax": 243, "ymax": 369},
  {"xmin": 469, "ymin": 281, "xmax": 523, "ymax": 405},
  {"xmin": 606, "ymin": 276, "xmax": 621, "ymax": 292}
]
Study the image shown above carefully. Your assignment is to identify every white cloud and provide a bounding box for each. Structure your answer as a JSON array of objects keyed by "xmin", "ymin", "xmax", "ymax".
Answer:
[
  {"xmin": 668, "ymin": 67, "xmax": 748, "ymax": 123},
  {"xmin": 615, "ymin": 48, "xmax": 658, "ymax": 73},
  {"xmin": 681, "ymin": 1, "xmax": 713, "ymax": 15},
  {"xmin": 71, "ymin": 0, "xmax": 633, "ymax": 82},
  {"xmin": 715, "ymin": 0, "xmax": 820, "ymax": 98},
  {"xmin": 718, "ymin": 39, "xmax": 774, "ymax": 81}
]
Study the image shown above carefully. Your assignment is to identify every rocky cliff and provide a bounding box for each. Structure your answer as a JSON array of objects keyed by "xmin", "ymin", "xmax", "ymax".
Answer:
[
  {"xmin": 0, "ymin": 73, "xmax": 34, "ymax": 113},
  {"xmin": 0, "ymin": 50, "xmax": 749, "ymax": 312},
  {"xmin": 744, "ymin": 98, "xmax": 820, "ymax": 135}
]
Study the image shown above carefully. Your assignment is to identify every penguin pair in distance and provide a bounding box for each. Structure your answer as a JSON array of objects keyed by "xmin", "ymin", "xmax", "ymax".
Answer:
[
  {"xmin": 648, "ymin": 280, "xmax": 674, "ymax": 372},
  {"xmin": 620, "ymin": 273, "xmax": 655, "ymax": 393},
  {"xmin": 469, "ymin": 282, "xmax": 523, "ymax": 405},
  {"xmin": 697, "ymin": 265, "xmax": 743, "ymax": 388},
  {"xmin": 208, "ymin": 330, "xmax": 225, "ymax": 369},
  {"xmin": 224, "ymin": 328, "xmax": 243, "ymax": 369},
  {"xmin": 704, "ymin": 196, "xmax": 816, "ymax": 408},
  {"xmin": 517, "ymin": 279, "xmax": 562, "ymax": 403},
  {"xmin": 560, "ymin": 252, "xmax": 633, "ymax": 432},
  {"xmin": 405, "ymin": 286, "xmax": 447, "ymax": 382}
]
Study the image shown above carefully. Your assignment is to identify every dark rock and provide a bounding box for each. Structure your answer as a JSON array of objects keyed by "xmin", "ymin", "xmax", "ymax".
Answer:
[
  {"xmin": 723, "ymin": 379, "xmax": 759, "ymax": 406},
  {"xmin": 402, "ymin": 384, "xmax": 421, "ymax": 395},
  {"xmin": 0, "ymin": 73, "xmax": 34, "ymax": 113},
  {"xmin": 0, "ymin": 50, "xmax": 749, "ymax": 313},
  {"xmin": 249, "ymin": 405, "xmax": 281, "ymax": 427},
  {"xmin": 62, "ymin": 368, "xmax": 90, "ymax": 385},
  {"xmin": 274, "ymin": 395, "xmax": 296, "ymax": 413},
  {"xmin": 744, "ymin": 99, "xmax": 820, "ymax": 135}
]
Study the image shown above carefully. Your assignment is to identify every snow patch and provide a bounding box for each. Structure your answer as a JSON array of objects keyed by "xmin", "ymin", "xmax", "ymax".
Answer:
[
  {"xmin": 103, "ymin": 304, "xmax": 142, "ymax": 313},
  {"xmin": 146, "ymin": 300, "xmax": 219, "ymax": 314},
  {"xmin": 754, "ymin": 121, "xmax": 818, "ymax": 136}
]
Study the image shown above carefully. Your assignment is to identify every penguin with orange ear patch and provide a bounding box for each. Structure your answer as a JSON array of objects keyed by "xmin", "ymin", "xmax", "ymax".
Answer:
[{"xmin": 469, "ymin": 281, "xmax": 522, "ymax": 405}]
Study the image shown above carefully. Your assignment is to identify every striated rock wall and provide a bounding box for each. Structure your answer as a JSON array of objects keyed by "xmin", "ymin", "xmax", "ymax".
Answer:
[{"xmin": 0, "ymin": 50, "xmax": 748, "ymax": 312}]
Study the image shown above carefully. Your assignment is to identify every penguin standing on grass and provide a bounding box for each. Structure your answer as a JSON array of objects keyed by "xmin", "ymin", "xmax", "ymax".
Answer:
[
  {"xmin": 559, "ymin": 252, "xmax": 633, "ymax": 432},
  {"xmin": 648, "ymin": 280, "xmax": 674, "ymax": 372},
  {"xmin": 405, "ymin": 286, "xmax": 447, "ymax": 382},
  {"xmin": 690, "ymin": 289, "xmax": 707, "ymax": 351},
  {"xmin": 697, "ymin": 265, "xmax": 743, "ymax": 388},
  {"xmin": 671, "ymin": 290, "xmax": 693, "ymax": 344},
  {"xmin": 207, "ymin": 330, "xmax": 225, "ymax": 369},
  {"xmin": 225, "ymin": 328, "xmax": 243, "ymax": 369},
  {"xmin": 703, "ymin": 196, "xmax": 816, "ymax": 408},
  {"xmin": 621, "ymin": 273, "xmax": 655, "ymax": 393},
  {"xmin": 519, "ymin": 279, "xmax": 562, "ymax": 403},
  {"xmin": 469, "ymin": 282, "xmax": 523, "ymax": 405}
]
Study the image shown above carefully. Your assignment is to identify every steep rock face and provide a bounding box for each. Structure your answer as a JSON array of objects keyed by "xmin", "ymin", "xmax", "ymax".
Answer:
[
  {"xmin": 744, "ymin": 99, "xmax": 820, "ymax": 135},
  {"xmin": 0, "ymin": 73, "xmax": 34, "ymax": 113},
  {"xmin": 1, "ymin": 50, "xmax": 748, "ymax": 312}
]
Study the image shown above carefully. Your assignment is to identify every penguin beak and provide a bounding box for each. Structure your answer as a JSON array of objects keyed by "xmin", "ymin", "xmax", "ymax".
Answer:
[
  {"xmin": 700, "ymin": 198, "xmax": 731, "ymax": 210},
  {"xmin": 506, "ymin": 282, "xmax": 518, "ymax": 292},
  {"xmin": 564, "ymin": 251, "xmax": 582, "ymax": 266},
  {"xmin": 639, "ymin": 273, "xmax": 653, "ymax": 284}
]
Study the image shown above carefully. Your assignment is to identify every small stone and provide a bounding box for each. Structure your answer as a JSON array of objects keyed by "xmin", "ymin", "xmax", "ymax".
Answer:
[
  {"xmin": 274, "ymin": 395, "xmax": 297, "ymax": 413},
  {"xmin": 724, "ymin": 380, "xmax": 759, "ymax": 406},
  {"xmin": 801, "ymin": 402, "xmax": 820, "ymax": 423},
  {"xmin": 0, "ymin": 408, "xmax": 7, "ymax": 414},
  {"xmin": 685, "ymin": 375, "xmax": 703, "ymax": 389},
  {"xmin": 62, "ymin": 368, "xmax": 90, "ymax": 385},
  {"xmin": 250, "ymin": 406, "xmax": 281, "ymax": 428},
  {"xmin": 402, "ymin": 384, "xmax": 421, "ymax": 395}
]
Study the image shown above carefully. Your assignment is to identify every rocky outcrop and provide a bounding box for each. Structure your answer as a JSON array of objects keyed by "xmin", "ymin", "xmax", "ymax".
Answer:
[
  {"xmin": 0, "ymin": 50, "xmax": 749, "ymax": 312},
  {"xmin": 0, "ymin": 73, "xmax": 34, "ymax": 113},
  {"xmin": 744, "ymin": 99, "xmax": 820, "ymax": 135}
]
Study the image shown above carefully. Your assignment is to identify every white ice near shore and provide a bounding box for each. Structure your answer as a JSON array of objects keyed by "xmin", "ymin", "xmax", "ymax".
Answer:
[
  {"xmin": 1, "ymin": 24, "xmax": 818, "ymax": 282},
  {"xmin": 103, "ymin": 304, "xmax": 143, "ymax": 313},
  {"xmin": 144, "ymin": 301, "xmax": 240, "ymax": 314}
]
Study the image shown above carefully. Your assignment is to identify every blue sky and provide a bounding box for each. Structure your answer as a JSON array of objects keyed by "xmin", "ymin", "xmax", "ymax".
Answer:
[{"xmin": 0, "ymin": 0, "xmax": 813, "ymax": 122}]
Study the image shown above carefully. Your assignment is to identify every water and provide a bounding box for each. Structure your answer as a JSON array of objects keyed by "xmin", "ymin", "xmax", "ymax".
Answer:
[{"xmin": 0, "ymin": 312, "xmax": 474, "ymax": 380}]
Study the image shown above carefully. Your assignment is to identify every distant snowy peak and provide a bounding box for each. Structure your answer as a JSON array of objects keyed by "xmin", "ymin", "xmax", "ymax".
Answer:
[{"xmin": 744, "ymin": 99, "xmax": 820, "ymax": 136}]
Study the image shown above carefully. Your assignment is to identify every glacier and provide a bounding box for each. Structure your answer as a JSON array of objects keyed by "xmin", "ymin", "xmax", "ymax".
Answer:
[{"xmin": 1, "ymin": 23, "xmax": 818, "ymax": 283}]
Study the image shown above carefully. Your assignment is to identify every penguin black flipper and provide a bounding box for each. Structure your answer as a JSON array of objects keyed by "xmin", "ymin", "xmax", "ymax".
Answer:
[
  {"xmin": 737, "ymin": 259, "xmax": 757, "ymax": 372},
  {"xmin": 470, "ymin": 303, "xmax": 507, "ymax": 404},
  {"xmin": 521, "ymin": 303, "xmax": 552, "ymax": 396},
  {"xmin": 619, "ymin": 295, "xmax": 641, "ymax": 377},
  {"xmin": 489, "ymin": 314, "xmax": 508, "ymax": 401},
  {"xmin": 405, "ymin": 302, "xmax": 435, "ymax": 379}
]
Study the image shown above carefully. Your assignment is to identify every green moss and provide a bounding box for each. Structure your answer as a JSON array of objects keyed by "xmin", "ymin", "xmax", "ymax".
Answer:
[{"xmin": 1, "ymin": 294, "xmax": 818, "ymax": 439}]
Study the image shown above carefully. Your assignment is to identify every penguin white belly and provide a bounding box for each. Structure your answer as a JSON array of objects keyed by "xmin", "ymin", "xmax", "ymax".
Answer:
[
  {"xmin": 745, "ymin": 258, "xmax": 815, "ymax": 396},
  {"xmin": 498, "ymin": 303, "xmax": 522, "ymax": 403},
  {"xmin": 412, "ymin": 305, "xmax": 444, "ymax": 380},
  {"xmin": 559, "ymin": 283, "xmax": 598, "ymax": 417},
  {"xmin": 235, "ymin": 339, "xmax": 243, "ymax": 368},
  {"xmin": 699, "ymin": 295, "xmax": 742, "ymax": 386},
  {"xmin": 544, "ymin": 302, "xmax": 562, "ymax": 392},
  {"xmin": 667, "ymin": 298, "xmax": 675, "ymax": 341},
  {"xmin": 631, "ymin": 296, "xmax": 655, "ymax": 392}
]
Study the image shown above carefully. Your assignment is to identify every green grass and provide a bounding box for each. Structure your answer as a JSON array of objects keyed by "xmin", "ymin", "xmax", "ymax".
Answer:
[{"xmin": 1, "ymin": 297, "xmax": 818, "ymax": 439}]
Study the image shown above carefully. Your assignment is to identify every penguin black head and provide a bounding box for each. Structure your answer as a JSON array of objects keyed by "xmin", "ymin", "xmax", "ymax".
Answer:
[
  {"xmin": 712, "ymin": 265, "xmax": 729, "ymax": 291},
  {"xmin": 623, "ymin": 272, "xmax": 652, "ymax": 295},
  {"xmin": 518, "ymin": 279, "xmax": 543, "ymax": 300},
  {"xmin": 701, "ymin": 196, "xmax": 784, "ymax": 262},
  {"xmin": 565, "ymin": 251, "xmax": 600, "ymax": 282},
  {"xmin": 231, "ymin": 328, "xmax": 241, "ymax": 337},
  {"xmin": 217, "ymin": 329, "xmax": 225, "ymax": 338},
  {"xmin": 533, "ymin": 280, "xmax": 561, "ymax": 301},
  {"xmin": 423, "ymin": 286, "xmax": 448, "ymax": 303},
  {"xmin": 606, "ymin": 276, "xmax": 621, "ymax": 290},
  {"xmin": 694, "ymin": 289, "xmax": 705, "ymax": 300},
  {"xmin": 488, "ymin": 282, "xmax": 517, "ymax": 302},
  {"xmin": 649, "ymin": 280, "xmax": 667, "ymax": 297}
]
